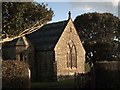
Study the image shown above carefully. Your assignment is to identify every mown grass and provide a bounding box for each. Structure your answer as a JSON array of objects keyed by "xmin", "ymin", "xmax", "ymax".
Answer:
[{"xmin": 31, "ymin": 79, "xmax": 75, "ymax": 88}]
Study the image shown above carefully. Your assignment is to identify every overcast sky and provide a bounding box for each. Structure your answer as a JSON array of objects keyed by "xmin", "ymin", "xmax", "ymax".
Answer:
[{"xmin": 35, "ymin": 0, "xmax": 120, "ymax": 23}]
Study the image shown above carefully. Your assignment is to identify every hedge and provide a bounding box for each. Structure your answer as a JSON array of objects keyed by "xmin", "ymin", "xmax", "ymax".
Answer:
[
  {"xmin": 95, "ymin": 61, "xmax": 120, "ymax": 88},
  {"xmin": 2, "ymin": 60, "xmax": 30, "ymax": 88}
]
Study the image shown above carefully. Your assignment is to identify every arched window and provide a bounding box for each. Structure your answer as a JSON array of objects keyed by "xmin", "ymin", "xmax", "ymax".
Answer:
[
  {"xmin": 67, "ymin": 40, "xmax": 77, "ymax": 68},
  {"xmin": 18, "ymin": 52, "xmax": 28, "ymax": 62},
  {"xmin": 72, "ymin": 45, "xmax": 77, "ymax": 67}
]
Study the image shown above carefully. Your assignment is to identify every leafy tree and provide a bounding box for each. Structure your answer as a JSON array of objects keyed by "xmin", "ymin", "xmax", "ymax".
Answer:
[
  {"xmin": 2, "ymin": 2, "xmax": 54, "ymax": 38},
  {"xmin": 74, "ymin": 12, "xmax": 120, "ymax": 62}
]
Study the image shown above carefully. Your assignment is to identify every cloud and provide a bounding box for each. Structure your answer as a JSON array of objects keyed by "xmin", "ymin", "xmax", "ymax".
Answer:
[
  {"xmin": 69, "ymin": 2, "xmax": 118, "ymax": 16},
  {"xmin": 35, "ymin": 0, "xmax": 119, "ymax": 8},
  {"xmin": 35, "ymin": 0, "xmax": 119, "ymax": 3},
  {"xmin": 35, "ymin": 0, "xmax": 119, "ymax": 18},
  {"xmin": 84, "ymin": 7, "xmax": 91, "ymax": 11},
  {"xmin": 112, "ymin": 0, "xmax": 119, "ymax": 7}
]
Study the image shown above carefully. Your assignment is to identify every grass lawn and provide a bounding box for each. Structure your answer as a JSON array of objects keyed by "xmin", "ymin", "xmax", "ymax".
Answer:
[{"xmin": 31, "ymin": 79, "xmax": 75, "ymax": 88}]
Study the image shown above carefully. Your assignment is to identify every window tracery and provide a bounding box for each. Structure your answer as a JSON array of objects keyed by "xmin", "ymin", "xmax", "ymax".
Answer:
[{"xmin": 67, "ymin": 40, "xmax": 77, "ymax": 68}]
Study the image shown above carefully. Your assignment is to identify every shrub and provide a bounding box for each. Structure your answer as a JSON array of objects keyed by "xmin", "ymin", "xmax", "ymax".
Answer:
[
  {"xmin": 95, "ymin": 61, "xmax": 120, "ymax": 88},
  {"xmin": 2, "ymin": 60, "xmax": 30, "ymax": 88}
]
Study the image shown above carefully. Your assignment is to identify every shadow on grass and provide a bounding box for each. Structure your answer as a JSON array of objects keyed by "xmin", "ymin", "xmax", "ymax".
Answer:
[{"xmin": 31, "ymin": 79, "xmax": 75, "ymax": 88}]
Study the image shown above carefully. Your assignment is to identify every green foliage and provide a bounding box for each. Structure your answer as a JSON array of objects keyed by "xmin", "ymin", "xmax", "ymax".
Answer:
[
  {"xmin": 2, "ymin": 60, "xmax": 30, "ymax": 88},
  {"xmin": 2, "ymin": 2, "xmax": 54, "ymax": 38},
  {"xmin": 95, "ymin": 61, "xmax": 120, "ymax": 88},
  {"xmin": 74, "ymin": 12, "xmax": 120, "ymax": 62}
]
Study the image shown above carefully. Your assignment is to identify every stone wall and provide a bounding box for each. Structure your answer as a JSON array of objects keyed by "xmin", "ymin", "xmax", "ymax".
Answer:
[
  {"xmin": 36, "ymin": 51, "xmax": 55, "ymax": 81},
  {"xmin": 95, "ymin": 61, "xmax": 120, "ymax": 88},
  {"xmin": 54, "ymin": 19, "xmax": 86, "ymax": 80},
  {"xmin": 95, "ymin": 61, "xmax": 120, "ymax": 71}
]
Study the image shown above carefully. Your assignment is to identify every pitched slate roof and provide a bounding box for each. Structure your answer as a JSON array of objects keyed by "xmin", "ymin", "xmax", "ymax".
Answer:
[
  {"xmin": 26, "ymin": 20, "xmax": 68, "ymax": 51},
  {"xmin": 2, "ymin": 39, "xmax": 18, "ymax": 47},
  {"xmin": 2, "ymin": 20, "xmax": 68, "ymax": 51},
  {"xmin": 3, "ymin": 36, "xmax": 29, "ymax": 47}
]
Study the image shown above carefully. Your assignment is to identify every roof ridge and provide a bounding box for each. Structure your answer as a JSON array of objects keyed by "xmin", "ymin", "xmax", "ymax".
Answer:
[
  {"xmin": 43, "ymin": 20, "xmax": 68, "ymax": 27},
  {"xmin": 47, "ymin": 20, "xmax": 68, "ymax": 24}
]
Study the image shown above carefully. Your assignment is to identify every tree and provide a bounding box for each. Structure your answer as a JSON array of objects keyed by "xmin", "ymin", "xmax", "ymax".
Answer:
[
  {"xmin": 2, "ymin": 2, "xmax": 54, "ymax": 38},
  {"xmin": 74, "ymin": 12, "xmax": 120, "ymax": 62}
]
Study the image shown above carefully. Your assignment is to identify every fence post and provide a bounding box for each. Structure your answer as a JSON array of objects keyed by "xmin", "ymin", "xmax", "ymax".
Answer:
[{"xmin": 90, "ymin": 67, "xmax": 96, "ymax": 90}]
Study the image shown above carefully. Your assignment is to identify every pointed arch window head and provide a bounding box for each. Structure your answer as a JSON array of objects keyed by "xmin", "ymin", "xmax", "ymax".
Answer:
[
  {"xmin": 70, "ymin": 27, "xmax": 72, "ymax": 32},
  {"xmin": 67, "ymin": 40, "xmax": 77, "ymax": 69}
]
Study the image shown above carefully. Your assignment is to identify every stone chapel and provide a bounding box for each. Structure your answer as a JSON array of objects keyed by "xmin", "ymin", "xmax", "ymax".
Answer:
[{"xmin": 2, "ymin": 12, "xmax": 86, "ymax": 81}]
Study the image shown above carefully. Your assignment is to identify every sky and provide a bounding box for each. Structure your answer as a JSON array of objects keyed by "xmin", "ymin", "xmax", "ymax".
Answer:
[{"xmin": 34, "ymin": 0, "xmax": 119, "ymax": 23}]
